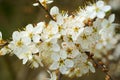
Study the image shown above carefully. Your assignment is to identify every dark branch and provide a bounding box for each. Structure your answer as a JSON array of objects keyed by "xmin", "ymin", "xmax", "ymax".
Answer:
[
  {"xmin": 37, "ymin": 1, "xmax": 56, "ymax": 21},
  {"xmin": 85, "ymin": 52, "xmax": 113, "ymax": 80}
]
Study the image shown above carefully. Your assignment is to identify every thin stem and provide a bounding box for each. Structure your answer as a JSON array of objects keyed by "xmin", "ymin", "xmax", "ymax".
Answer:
[
  {"xmin": 37, "ymin": 0, "xmax": 56, "ymax": 21},
  {"xmin": 58, "ymin": 72, "xmax": 61, "ymax": 80}
]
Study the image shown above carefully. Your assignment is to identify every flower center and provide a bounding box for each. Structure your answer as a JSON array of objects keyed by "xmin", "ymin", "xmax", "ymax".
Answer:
[
  {"xmin": 73, "ymin": 27, "xmax": 79, "ymax": 32},
  {"xmin": 16, "ymin": 40, "xmax": 23, "ymax": 47}
]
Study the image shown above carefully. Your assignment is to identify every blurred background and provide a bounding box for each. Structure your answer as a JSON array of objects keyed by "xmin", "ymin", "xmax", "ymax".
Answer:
[{"xmin": 0, "ymin": 0, "xmax": 120, "ymax": 80}]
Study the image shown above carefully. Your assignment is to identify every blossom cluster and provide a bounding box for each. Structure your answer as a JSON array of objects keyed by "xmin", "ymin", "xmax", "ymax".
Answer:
[{"xmin": 0, "ymin": 0, "xmax": 119, "ymax": 80}]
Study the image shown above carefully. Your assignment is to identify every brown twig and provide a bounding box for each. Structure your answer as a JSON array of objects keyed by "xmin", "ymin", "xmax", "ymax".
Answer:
[
  {"xmin": 85, "ymin": 51, "xmax": 113, "ymax": 80},
  {"xmin": 37, "ymin": 0, "xmax": 56, "ymax": 21}
]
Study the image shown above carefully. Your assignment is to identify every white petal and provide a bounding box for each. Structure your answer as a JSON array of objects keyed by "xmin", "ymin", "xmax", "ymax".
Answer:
[
  {"xmin": 12, "ymin": 31, "xmax": 21, "ymax": 41},
  {"xmin": 102, "ymin": 6, "xmax": 111, "ymax": 12},
  {"xmin": 60, "ymin": 50, "xmax": 67, "ymax": 59},
  {"xmin": 96, "ymin": 1, "xmax": 104, "ymax": 8},
  {"xmin": 90, "ymin": 65, "xmax": 95, "ymax": 73},
  {"xmin": 20, "ymin": 31, "xmax": 28, "ymax": 37},
  {"xmin": 90, "ymin": 11, "xmax": 96, "ymax": 19},
  {"xmin": 101, "ymin": 19, "xmax": 109, "ymax": 27},
  {"xmin": 52, "ymin": 44, "xmax": 60, "ymax": 52},
  {"xmin": 72, "ymin": 34, "xmax": 78, "ymax": 41},
  {"xmin": 32, "ymin": 61, "xmax": 39, "ymax": 68},
  {"xmin": 86, "ymin": 6, "xmax": 94, "ymax": 12},
  {"xmin": 23, "ymin": 58, "xmax": 28, "ymax": 64},
  {"xmin": 65, "ymin": 59, "xmax": 74, "ymax": 68},
  {"xmin": 51, "ymin": 53, "xmax": 60, "ymax": 61},
  {"xmin": 22, "ymin": 37, "xmax": 31, "ymax": 45},
  {"xmin": 30, "ymin": 44, "xmax": 39, "ymax": 53},
  {"xmin": 33, "ymin": 3, "xmax": 39, "ymax": 6},
  {"xmin": 71, "ymin": 50, "xmax": 80, "ymax": 58},
  {"xmin": 33, "ymin": 34, "xmax": 41, "ymax": 43},
  {"xmin": 28, "ymin": 54, "xmax": 33, "ymax": 60},
  {"xmin": 51, "ymin": 38, "xmax": 57, "ymax": 43},
  {"xmin": 59, "ymin": 65, "xmax": 68, "ymax": 74},
  {"xmin": 96, "ymin": 43, "xmax": 102, "ymax": 49},
  {"xmin": 88, "ymin": 62, "xmax": 95, "ymax": 73},
  {"xmin": 34, "ymin": 22, "xmax": 44, "ymax": 34},
  {"xmin": 97, "ymin": 11, "xmax": 105, "ymax": 18},
  {"xmin": 49, "ymin": 62, "xmax": 59, "ymax": 70},
  {"xmin": 108, "ymin": 14, "xmax": 115, "ymax": 23},
  {"xmin": 84, "ymin": 27, "xmax": 93, "ymax": 34},
  {"xmin": 8, "ymin": 43, "xmax": 15, "ymax": 51},
  {"xmin": 50, "ymin": 6, "xmax": 59, "ymax": 16},
  {"xmin": 47, "ymin": 0, "xmax": 53, "ymax": 4},
  {"xmin": 26, "ymin": 24, "xmax": 33, "ymax": 32},
  {"xmin": 83, "ymin": 67, "xmax": 89, "ymax": 74},
  {"xmin": 56, "ymin": 15, "xmax": 64, "ymax": 25},
  {"xmin": 50, "ymin": 21, "xmax": 58, "ymax": 34},
  {"xmin": 52, "ymin": 34, "xmax": 61, "ymax": 39}
]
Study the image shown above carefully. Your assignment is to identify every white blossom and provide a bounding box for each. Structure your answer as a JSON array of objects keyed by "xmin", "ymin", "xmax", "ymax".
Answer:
[
  {"xmin": 76, "ymin": 27, "xmax": 93, "ymax": 50},
  {"xmin": 86, "ymin": 1, "xmax": 111, "ymax": 19},
  {"xmin": 49, "ymin": 51, "xmax": 74, "ymax": 74},
  {"xmin": 100, "ymin": 14, "xmax": 116, "ymax": 38},
  {"xmin": 25, "ymin": 24, "xmax": 43, "ymax": 43}
]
